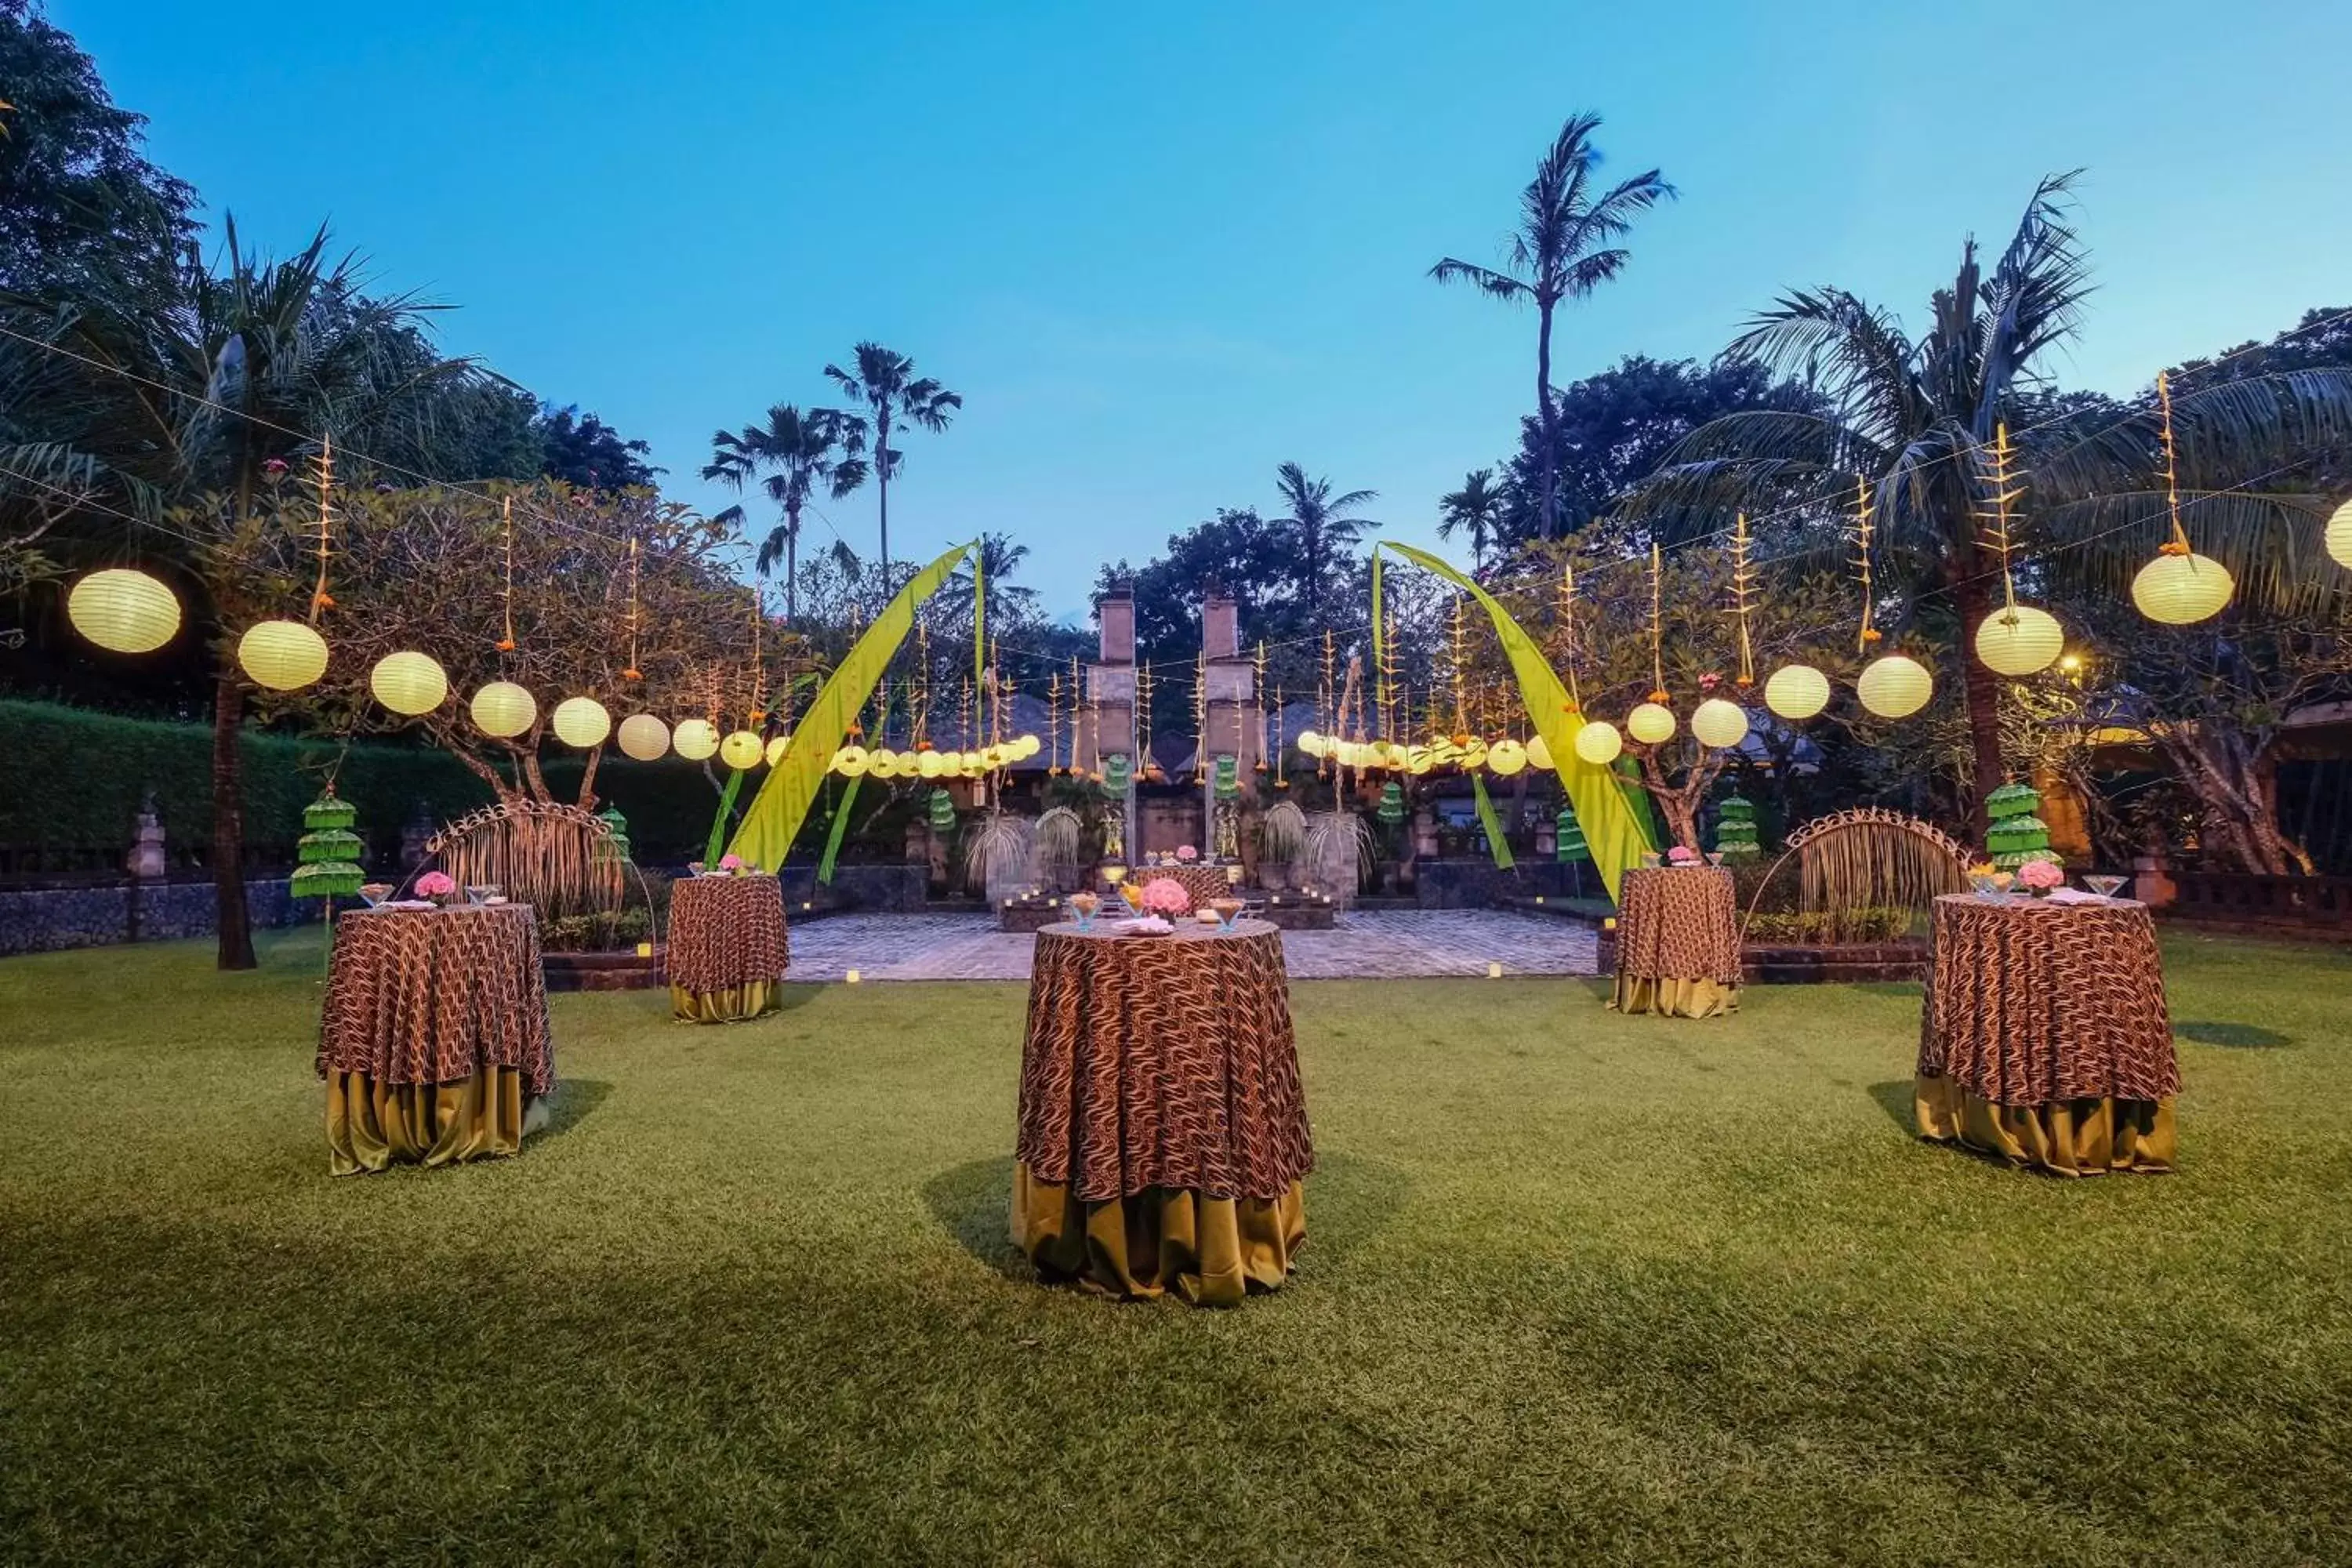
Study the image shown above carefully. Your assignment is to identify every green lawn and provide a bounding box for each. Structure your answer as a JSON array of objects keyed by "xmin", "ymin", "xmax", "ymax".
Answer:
[{"xmin": 3, "ymin": 929, "xmax": 2349, "ymax": 1566}]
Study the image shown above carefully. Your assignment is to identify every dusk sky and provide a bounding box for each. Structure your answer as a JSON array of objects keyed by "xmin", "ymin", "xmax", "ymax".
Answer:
[{"xmin": 67, "ymin": 0, "xmax": 2352, "ymax": 620}]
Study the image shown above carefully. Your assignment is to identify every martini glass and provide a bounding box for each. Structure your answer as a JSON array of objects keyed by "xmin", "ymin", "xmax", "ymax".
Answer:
[{"xmin": 2082, "ymin": 874, "xmax": 2128, "ymax": 900}]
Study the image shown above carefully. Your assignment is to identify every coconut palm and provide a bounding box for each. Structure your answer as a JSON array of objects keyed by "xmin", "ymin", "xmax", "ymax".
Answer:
[
  {"xmin": 822, "ymin": 342, "xmax": 960, "ymax": 575},
  {"xmin": 1436, "ymin": 467, "xmax": 1509, "ymax": 568},
  {"xmin": 702, "ymin": 403, "xmax": 866, "ymax": 619},
  {"xmin": 1271, "ymin": 462, "xmax": 1377, "ymax": 622},
  {"xmin": 936, "ymin": 529, "xmax": 1038, "ymax": 635},
  {"xmin": 1432, "ymin": 111, "xmax": 1675, "ymax": 541},
  {"xmin": 1632, "ymin": 172, "xmax": 2352, "ymax": 819}
]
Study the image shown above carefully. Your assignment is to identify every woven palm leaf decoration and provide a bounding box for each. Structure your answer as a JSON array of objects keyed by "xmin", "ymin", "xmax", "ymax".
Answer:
[{"xmin": 292, "ymin": 789, "xmax": 365, "ymax": 899}]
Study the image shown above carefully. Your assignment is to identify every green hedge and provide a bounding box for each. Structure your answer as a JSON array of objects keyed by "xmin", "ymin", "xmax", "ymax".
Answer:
[{"xmin": 0, "ymin": 699, "xmax": 882, "ymax": 865}]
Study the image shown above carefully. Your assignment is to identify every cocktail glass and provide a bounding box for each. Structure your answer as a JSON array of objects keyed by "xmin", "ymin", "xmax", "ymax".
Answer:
[
  {"xmin": 1210, "ymin": 897, "xmax": 1245, "ymax": 933},
  {"xmin": 2082, "ymin": 874, "xmax": 2128, "ymax": 899}
]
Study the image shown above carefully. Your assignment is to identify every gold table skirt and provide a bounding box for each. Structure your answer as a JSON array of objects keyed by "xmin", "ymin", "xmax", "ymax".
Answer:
[
  {"xmin": 1610, "ymin": 973, "xmax": 1740, "ymax": 1018},
  {"xmin": 1914, "ymin": 1074, "xmax": 2175, "ymax": 1176},
  {"xmin": 670, "ymin": 980, "xmax": 781, "ymax": 1023},
  {"xmin": 1011, "ymin": 1161, "xmax": 1305, "ymax": 1307},
  {"xmin": 325, "ymin": 1066, "xmax": 547, "ymax": 1176}
]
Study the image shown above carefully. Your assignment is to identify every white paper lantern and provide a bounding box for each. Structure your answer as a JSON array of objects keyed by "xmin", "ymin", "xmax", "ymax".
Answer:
[
  {"xmin": 916, "ymin": 748, "xmax": 945, "ymax": 779},
  {"xmin": 1690, "ymin": 699, "xmax": 1750, "ymax": 750},
  {"xmin": 617, "ymin": 713, "xmax": 671, "ymax": 761},
  {"xmin": 1764, "ymin": 664, "xmax": 1831, "ymax": 720},
  {"xmin": 1626, "ymin": 702, "xmax": 1677, "ymax": 746},
  {"xmin": 551, "ymin": 696, "xmax": 612, "ymax": 748},
  {"xmin": 470, "ymin": 681, "xmax": 538, "ymax": 739},
  {"xmin": 1487, "ymin": 739, "xmax": 1528, "ymax": 775},
  {"xmin": 68, "ymin": 568, "xmax": 180, "ymax": 653},
  {"xmin": 2132, "ymin": 551, "xmax": 2234, "ymax": 625},
  {"xmin": 1974, "ymin": 604, "xmax": 2065, "ymax": 677},
  {"xmin": 237, "ymin": 620, "xmax": 329, "ymax": 691},
  {"xmin": 2328, "ymin": 498, "xmax": 2352, "ymax": 570},
  {"xmin": 1572, "ymin": 720, "xmax": 1624, "ymax": 766},
  {"xmin": 1857, "ymin": 654, "xmax": 1934, "ymax": 718},
  {"xmin": 720, "ymin": 729, "xmax": 764, "ymax": 769},
  {"xmin": 1525, "ymin": 734, "xmax": 1554, "ymax": 771},
  {"xmin": 833, "ymin": 745, "xmax": 871, "ymax": 777},
  {"xmin": 764, "ymin": 734, "xmax": 793, "ymax": 767},
  {"xmin": 369, "ymin": 651, "xmax": 448, "ymax": 716},
  {"xmin": 672, "ymin": 719, "xmax": 719, "ymax": 760},
  {"xmin": 1295, "ymin": 729, "xmax": 1323, "ymax": 757}
]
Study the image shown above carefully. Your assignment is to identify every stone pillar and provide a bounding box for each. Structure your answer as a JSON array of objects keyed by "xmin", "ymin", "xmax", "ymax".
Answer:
[
  {"xmin": 1080, "ymin": 583, "xmax": 1138, "ymax": 860},
  {"xmin": 125, "ymin": 793, "xmax": 167, "ymax": 881}
]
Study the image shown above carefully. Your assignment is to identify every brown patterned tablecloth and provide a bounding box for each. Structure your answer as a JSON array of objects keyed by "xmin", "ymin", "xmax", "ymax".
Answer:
[
  {"xmin": 316, "ymin": 904, "xmax": 554, "ymax": 1095},
  {"xmin": 1125, "ymin": 863, "xmax": 1235, "ymax": 912},
  {"xmin": 1614, "ymin": 866, "xmax": 1741, "ymax": 984},
  {"xmin": 1918, "ymin": 895, "xmax": 2179, "ymax": 1106},
  {"xmin": 666, "ymin": 873, "xmax": 789, "ymax": 990},
  {"xmin": 1017, "ymin": 920, "xmax": 1312, "ymax": 1203}
]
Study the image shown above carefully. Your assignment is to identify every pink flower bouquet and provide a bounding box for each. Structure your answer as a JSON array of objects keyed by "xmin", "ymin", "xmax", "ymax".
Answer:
[
  {"xmin": 2016, "ymin": 858, "xmax": 2066, "ymax": 895},
  {"xmin": 1666, "ymin": 845, "xmax": 1700, "ymax": 866},
  {"xmin": 718, "ymin": 854, "xmax": 747, "ymax": 875},
  {"xmin": 415, "ymin": 871, "xmax": 457, "ymax": 903},
  {"xmin": 1140, "ymin": 878, "xmax": 1193, "ymax": 917},
  {"xmin": 1174, "ymin": 844, "xmax": 1199, "ymax": 863}
]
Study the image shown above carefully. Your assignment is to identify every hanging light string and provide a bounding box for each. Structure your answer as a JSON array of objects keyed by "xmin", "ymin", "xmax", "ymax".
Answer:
[
  {"xmin": 1853, "ymin": 474, "xmax": 1879, "ymax": 652},
  {"xmin": 495, "ymin": 495, "xmax": 517, "ymax": 652},
  {"xmin": 2156, "ymin": 371, "xmax": 2191, "ymax": 557},
  {"xmin": 1730, "ymin": 514, "xmax": 1755, "ymax": 688},
  {"xmin": 308, "ymin": 434, "xmax": 336, "ymax": 622},
  {"xmin": 621, "ymin": 534, "xmax": 643, "ymax": 681},
  {"xmin": 1646, "ymin": 543, "xmax": 1668, "ymax": 702},
  {"xmin": 1974, "ymin": 423, "xmax": 2027, "ymax": 611},
  {"xmin": 1556, "ymin": 561, "xmax": 1581, "ymax": 709}
]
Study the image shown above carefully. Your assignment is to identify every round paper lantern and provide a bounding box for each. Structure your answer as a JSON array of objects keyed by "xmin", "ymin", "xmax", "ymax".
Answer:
[
  {"xmin": 1406, "ymin": 746, "xmax": 1435, "ymax": 775},
  {"xmin": 960, "ymin": 750, "xmax": 986, "ymax": 775},
  {"xmin": 1690, "ymin": 698, "xmax": 1751, "ymax": 750},
  {"xmin": 1525, "ymin": 734, "xmax": 1554, "ymax": 771},
  {"xmin": 1974, "ymin": 604, "xmax": 2065, "ymax": 677},
  {"xmin": 237, "ymin": 619, "xmax": 328, "ymax": 691},
  {"xmin": 551, "ymin": 696, "xmax": 611, "ymax": 749},
  {"xmin": 1764, "ymin": 664, "xmax": 1831, "ymax": 721},
  {"xmin": 764, "ymin": 734, "xmax": 792, "ymax": 767},
  {"xmin": 672, "ymin": 718, "xmax": 719, "ymax": 761},
  {"xmin": 617, "ymin": 713, "xmax": 670, "ymax": 761},
  {"xmin": 833, "ymin": 745, "xmax": 871, "ymax": 777},
  {"xmin": 470, "ymin": 681, "xmax": 538, "ymax": 739},
  {"xmin": 916, "ymin": 749, "xmax": 945, "ymax": 779},
  {"xmin": 1487, "ymin": 739, "xmax": 1528, "ymax": 775},
  {"xmin": 2132, "ymin": 551, "xmax": 2234, "ymax": 625},
  {"xmin": 2328, "ymin": 498, "xmax": 2352, "ymax": 570},
  {"xmin": 1573, "ymin": 720, "xmax": 1624, "ymax": 766},
  {"xmin": 1857, "ymin": 654, "xmax": 1934, "ymax": 718},
  {"xmin": 1626, "ymin": 702, "xmax": 1677, "ymax": 746},
  {"xmin": 720, "ymin": 728, "xmax": 764, "ymax": 769},
  {"xmin": 68, "ymin": 568, "xmax": 180, "ymax": 654},
  {"xmin": 877, "ymin": 750, "xmax": 911, "ymax": 779},
  {"xmin": 368, "ymin": 651, "xmax": 448, "ymax": 715},
  {"xmin": 1295, "ymin": 729, "xmax": 1323, "ymax": 757}
]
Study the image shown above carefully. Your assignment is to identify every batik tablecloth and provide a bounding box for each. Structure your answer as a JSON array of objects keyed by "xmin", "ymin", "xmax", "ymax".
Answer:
[
  {"xmin": 1610, "ymin": 866, "xmax": 1741, "ymax": 1018},
  {"xmin": 666, "ymin": 873, "xmax": 789, "ymax": 1022}
]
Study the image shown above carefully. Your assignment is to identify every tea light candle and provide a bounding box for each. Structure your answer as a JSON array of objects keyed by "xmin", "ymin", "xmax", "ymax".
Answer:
[
  {"xmin": 845, "ymin": 969, "xmax": 862, "ymax": 984},
  {"xmin": 1487, "ymin": 962, "xmax": 1503, "ymax": 979},
  {"xmin": 636, "ymin": 942, "xmax": 654, "ymax": 958}
]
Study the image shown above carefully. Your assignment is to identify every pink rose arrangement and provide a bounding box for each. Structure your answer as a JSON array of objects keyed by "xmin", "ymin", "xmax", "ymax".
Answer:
[
  {"xmin": 1666, "ymin": 845, "xmax": 1700, "ymax": 866},
  {"xmin": 1140, "ymin": 878, "xmax": 1192, "ymax": 917},
  {"xmin": 415, "ymin": 871, "xmax": 457, "ymax": 902},
  {"xmin": 1174, "ymin": 844, "xmax": 1198, "ymax": 863},
  {"xmin": 2016, "ymin": 858, "xmax": 2065, "ymax": 894},
  {"xmin": 718, "ymin": 854, "xmax": 747, "ymax": 875}
]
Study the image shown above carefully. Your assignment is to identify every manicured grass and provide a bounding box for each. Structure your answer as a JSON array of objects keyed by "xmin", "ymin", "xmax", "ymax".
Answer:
[{"xmin": 2, "ymin": 929, "xmax": 2349, "ymax": 1565}]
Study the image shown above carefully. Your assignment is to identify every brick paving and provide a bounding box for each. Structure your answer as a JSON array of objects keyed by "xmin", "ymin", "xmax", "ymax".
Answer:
[{"xmin": 781, "ymin": 909, "xmax": 1596, "ymax": 983}]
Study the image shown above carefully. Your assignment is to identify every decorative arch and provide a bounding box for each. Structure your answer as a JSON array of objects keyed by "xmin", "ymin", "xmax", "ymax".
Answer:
[
  {"xmin": 425, "ymin": 800, "xmax": 626, "ymax": 920},
  {"xmin": 1744, "ymin": 807, "xmax": 1971, "ymax": 944}
]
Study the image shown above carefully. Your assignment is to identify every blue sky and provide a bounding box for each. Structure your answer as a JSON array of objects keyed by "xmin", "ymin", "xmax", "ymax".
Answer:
[{"xmin": 64, "ymin": 0, "xmax": 2352, "ymax": 619}]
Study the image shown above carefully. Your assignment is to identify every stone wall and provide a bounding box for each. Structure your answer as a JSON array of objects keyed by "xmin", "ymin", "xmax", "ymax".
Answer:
[
  {"xmin": 775, "ymin": 862, "xmax": 927, "ymax": 914},
  {"xmin": 0, "ymin": 877, "xmax": 303, "ymax": 957},
  {"xmin": 1408, "ymin": 858, "xmax": 1577, "ymax": 908}
]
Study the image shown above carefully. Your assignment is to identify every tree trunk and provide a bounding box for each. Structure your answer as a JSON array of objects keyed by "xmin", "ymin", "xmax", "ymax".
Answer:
[
  {"xmin": 1534, "ymin": 298, "xmax": 1559, "ymax": 539},
  {"xmin": 211, "ymin": 668, "xmax": 256, "ymax": 971},
  {"xmin": 576, "ymin": 745, "xmax": 603, "ymax": 810},
  {"xmin": 875, "ymin": 395, "xmax": 892, "ymax": 575},
  {"xmin": 784, "ymin": 502, "xmax": 800, "ymax": 619},
  {"xmin": 1950, "ymin": 567, "xmax": 2007, "ymax": 834}
]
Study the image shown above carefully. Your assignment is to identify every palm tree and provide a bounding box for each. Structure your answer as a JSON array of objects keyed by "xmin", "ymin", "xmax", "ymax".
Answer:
[
  {"xmin": 822, "ymin": 342, "xmax": 960, "ymax": 575},
  {"xmin": 702, "ymin": 404, "xmax": 866, "ymax": 619},
  {"xmin": 1436, "ymin": 467, "xmax": 1509, "ymax": 568},
  {"xmin": 938, "ymin": 530, "xmax": 1039, "ymax": 634},
  {"xmin": 1432, "ymin": 111, "xmax": 1674, "ymax": 540},
  {"xmin": 9, "ymin": 219, "xmax": 475, "ymax": 967},
  {"xmin": 1271, "ymin": 462, "xmax": 1377, "ymax": 622},
  {"xmin": 1633, "ymin": 173, "xmax": 2352, "ymax": 820}
]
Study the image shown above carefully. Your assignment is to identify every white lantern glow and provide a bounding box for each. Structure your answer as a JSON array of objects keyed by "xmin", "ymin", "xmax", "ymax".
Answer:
[
  {"xmin": 551, "ymin": 696, "xmax": 612, "ymax": 749},
  {"xmin": 2132, "ymin": 551, "xmax": 2234, "ymax": 625},
  {"xmin": 369, "ymin": 651, "xmax": 448, "ymax": 716},
  {"xmin": 672, "ymin": 718, "xmax": 719, "ymax": 761},
  {"xmin": 1295, "ymin": 729, "xmax": 1323, "ymax": 757},
  {"xmin": 470, "ymin": 681, "xmax": 538, "ymax": 739},
  {"xmin": 1973, "ymin": 604, "xmax": 2066, "ymax": 677},
  {"xmin": 2328, "ymin": 498, "xmax": 2352, "ymax": 571},
  {"xmin": 764, "ymin": 734, "xmax": 793, "ymax": 767},
  {"xmin": 68, "ymin": 568, "xmax": 180, "ymax": 654},
  {"xmin": 1572, "ymin": 720, "xmax": 1624, "ymax": 766},
  {"xmin": 834, "ymin": 745, "xmax": 871, "ymax": 777},
  {"xmin": 617, "ymin": 713, "xmax": 671, "ymax": 761},
  {"xmin": 1857, "ymin": 654, "xmax": 1934, "ymax": 718},
  {"xmin": 720, "ymin": 729, "xmax": 764, "ymax": 769},
  {"xmin": 1690, "ymin": 699, "xmax": 1750, "ymax": 750},
  {"xmin": 1763, "ymin": 664, "xmax": 1831, "ymax": 721},
  {"xmin": 1626, "ymin": 702, "xmax": 1677, "ymax": 746},
  {"xmin": 1525, "ymin": 734, "xmax": 1554, "ymax": 771},
  {"xmin": 237, "ymin": 619, "xmax": 329, "ymax": 691},
  {"xmin": 916, "ymin": 749, "xmax": 945, "ymax": 779},
  {"xmin": 1487, "ymin": 739, "xmax": 1528, "ymax": 775}
]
